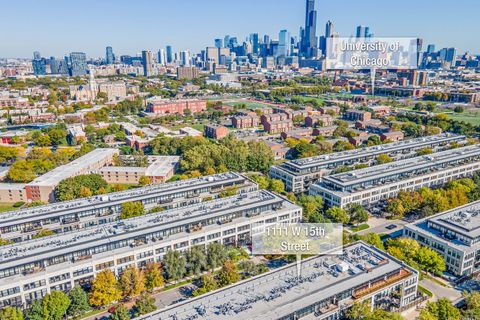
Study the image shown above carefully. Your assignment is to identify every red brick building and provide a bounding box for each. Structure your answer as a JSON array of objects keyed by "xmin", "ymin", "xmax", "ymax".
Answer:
[
  {"xmin": 231, "ymin": 115, "xmax": 259, "ymax": 129},
  {"xmin": 380, "ymin": 131, "xmax": 405, "ymax": 142},
  {"xmin": 263, "ymin": 120, "xmax": 293, "ymax": 134},
  {"xmin": 260, "ymin": 113, "xmax": 288, "ymax": 125},
  {"xmin": 146, "ymin": 99, "xmax": 207, "ymax": 115},
  {"xmin": 305, "ymin": 115, "xmax": 334, "ymax": 127},
  {"xmin": 344, "ymin": 109, "xmax": 372, "ymax": 122},
  {"xmin": 204, "ymin": 124, "xmax": 229, "ymax": 139}
]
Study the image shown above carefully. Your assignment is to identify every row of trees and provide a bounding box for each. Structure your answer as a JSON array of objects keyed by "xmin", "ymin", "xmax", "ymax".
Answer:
[
  {"xmin": 418, "ymin": 293, "xmax": 480, "ymax": 320},
  {"xmin": 386, "ymin": 176, "xmax": 480, "ymax": 219},
  {"xmin": 55, "ymin": 173, "xmax": 109, "ymax": 201},
  {"xmin": 149, "ymin": 135, "xmax": 274, "ymax": 175}
]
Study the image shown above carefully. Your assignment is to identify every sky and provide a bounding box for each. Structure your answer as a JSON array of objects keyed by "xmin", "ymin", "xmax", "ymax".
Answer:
[{"xmin": 0, "ymin": 0, "xmax": 478, "ymax": 58}]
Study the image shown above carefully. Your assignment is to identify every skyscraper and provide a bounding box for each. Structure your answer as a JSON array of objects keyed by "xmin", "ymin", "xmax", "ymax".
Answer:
[
  {"xmin": 69, "ymin": 52, "xmax": 87, "ymax": 76},
  {"xmin": 427, "ymin": 44, "xmax": 436, "ymax": 54},
  {"xmin": 319, "ymin": 20, "xmax": 334, "ymax": 55},
  {"xmin": 32, "ymin": 51, "xmax": 46, "ymax": 76},
  {"xmin": 142, "ymin": 50, "xmax": 154, "ymax": 77},
  {"xmin": 206, "ymin": 47, "xmax": 219, "ymax": 64},
  {"xmin": 179, "ymin": 51, "xmax": 191, "ymax": 67},
  {"xmin": 356, "ymin": 25, "xmax": 366, "ymax": 38},
  {"xmin": 214, "ymin": 38, "xmax": 223, "ymax": 48},
  {"xmin": 301, "ymin": 0, "xmax": 318, "ymax": 58},
  {"xmin": 158, "ymin": 49, "xmax": 167, "ymax": 66},
  {"xmin": 105, "ymin": 46, "xmax": 115, "ymax": 64},
  {"xmin": 166, "ymin": 46, "xmax": 173, "ymax": 63},
  {"xmin": 278, "ymin": 30, "xmax": 290, "ymax": 57},
  {"xmin": 251, "ymin": 33, "xmax": 259, "ymax": 54}
]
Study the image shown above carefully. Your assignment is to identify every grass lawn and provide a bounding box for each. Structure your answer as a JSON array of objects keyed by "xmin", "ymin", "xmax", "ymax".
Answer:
[
  {"xmin": 350, "ymin": 223, "xmax": 370, "ymax": 232},
  {"xmin": 418, "ymin": 285, "xmax": 433, "ymax": 298},
  {"xmin": 223, "ymin": 100, "xmax": 273, "ymax": 109},
  {"xmin": 0, "ymin": 203, "xmax": 16, "ymax": 213},
  {"xmin": 447, "ymin": 110, "xmax": 480, "ymax": 126},
  {"xmin": 190, "ymin": 123, "xmax": 205, "ymax": 131}
]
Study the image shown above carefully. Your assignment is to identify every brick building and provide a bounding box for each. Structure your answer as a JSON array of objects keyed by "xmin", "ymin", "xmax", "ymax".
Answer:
[
  {"xmin": 146, "ymin": 99, "xmax": 207, "ymax": 115},
  {"xmin": 204, "ymin": 124, "xmax": 229, "ymax": 139}
]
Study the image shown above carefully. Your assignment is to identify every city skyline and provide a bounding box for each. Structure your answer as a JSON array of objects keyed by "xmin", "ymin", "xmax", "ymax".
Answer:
[{"xmin": 1, "ymin": 0, "xmax": 479, "ymax": 58}]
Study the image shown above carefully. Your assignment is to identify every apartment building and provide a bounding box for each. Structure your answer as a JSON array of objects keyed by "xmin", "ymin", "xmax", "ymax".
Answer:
[
  {"xmin": 139, "ymin": 242, "xmax": 419, "ymax": 320},
  {"xmin": 146, "ymin": 98, "xmax": 207, "ymax": 116},
  {"xmin": 0, "ymin": 190, "xmax": 301, "ymax": 307},
  {"xmin": 0, "ymin": 172, "xmax": 257, "ymax": 242},
  {"xmin": 404, "ymin": 201, "xmax": 480, "ymax": 276},
  {"xmin": 270, "ymin": 133, "xmax": 465, "ymax": 193},
  {"xmin": 310, "ymin": 144, "xmax": 480, "ymax": 208},
  {"xmin": 24, "ymin": 148, "xmax": 119, "ymax": 203}
]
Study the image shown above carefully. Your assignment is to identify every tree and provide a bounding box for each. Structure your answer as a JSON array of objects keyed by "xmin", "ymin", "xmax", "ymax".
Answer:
[
  {"xmin": 55, "ymin": 173, "xmax": 108, "ymax": 201},
  {"xmin": 0, "ymin": 307, "xmax": 24, "ymax": 320},
  {"xmin": 358, "ymin": 233, "xmax": 385, "ymax": 250},
  {"xmin": 425, "ymin": 298, "xmax": 461, "ymax": 320},
  {"xmin": 43, "ymin": 291, "xmax": 71, "ymax": 320},
  {"xmin": 109, "ymin": 305, "xmax": 130, "ymax": 320},
  {"xmin": 206, "ymin": 242, "xmax": 228, "ymax": 270},
  {"xmin": 218, "ymin": 259, "xmax": 240, "ymax": 286},
  {"xmin": 347, "ymin": 301, "xmax": 371, "ymax": 319},
  {"xmin": 144, "ymin": 262, "xmax": 164, "ymax": 291},
  {"xmin": 187, "ymin": 245, "xmax": 208, "ymax": 276},
  {"xmin": 7, "ymin": 160, "xmax": 36, "ymax": 182},
  {"xmin": 26, "ymin": 300, "xmax": 44, "ymax": 320},
  {"xmin": 48, "ymin": 129, "xmax": 67, "ymax": 146},
  {"xmin": 35, "ymin": 134, "xmax": 51, "ymax": 147},
  {"xmin": 192, "ymin": 272, "xmax": 218, "ymax": 296},
  {"xmin": 348, "ymin": 203, "xmax": 369, "ymax": 225},
  {"xmin": 120, "ymin": 201, "xmax": 145, "ymax": 220},
  {"xmin": 89, "ymin": 269, "xmax": 122, "ymax": 307},
  {"xmin": 269, "ymin": 179, "xmax": 285, "ymax": 194},
  {"xmin": 376, "ymin": 153, "xmax": 393, "ymax": 164},
  {"xmin": 297, "ymin": 195, "xmax": 324, "ymax": 222},
  {"xmin": 67, "ymin": 285, "xmax": 91, "ymax": 317},
  {"xmin": 163, "ymin": 250, "xmax": 186, "ymax": 281},
  {"xmin": 138, "ymin": 176, "xmax": 152, "ymax": 186},
  {"xmin": 416, "ymin": 247, "xmax": 446, "ymax": 275},
  {"xmin": 120, "ymin": 266, "xmax": 145, "ymax": 298},
  {"xmin": 463, "ymin": 291, "xmax": 480, "ymax": 319},
  {"xmin": 325, "ymin": 206, "xmax": 349, "ymax": 224},
  {"xmin": 135, "ymin": 292, "xmax": 157, "ymax": 315}
]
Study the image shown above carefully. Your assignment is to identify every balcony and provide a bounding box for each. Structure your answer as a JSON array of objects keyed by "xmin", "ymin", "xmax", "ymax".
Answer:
[{"xmin": 352, "ymin": 268, "xmax": 412, "ymax": 299}]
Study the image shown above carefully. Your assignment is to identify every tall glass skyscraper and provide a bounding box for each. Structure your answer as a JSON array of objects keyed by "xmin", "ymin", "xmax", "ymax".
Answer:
[
  {"xmin": 166, "ymin": 46, "xmax": 173, "ymax": 63},
  {"xmin": 277, "ymin": 30, "xmax": 290, "ymax": 57},
  {"xmin": 69, "ymin": 52, "xmax": 87, "ymax": 76},
  {"xmin": 105, "ymin": 46, "xmax": 115, "ymax": 64},
  {"xmin": 301, "ymin": 0, "xmax": 318, "ymax": 58},
  {"xmin": 142, "ymin": 50, "xmax": 154, "ymax": 77}
]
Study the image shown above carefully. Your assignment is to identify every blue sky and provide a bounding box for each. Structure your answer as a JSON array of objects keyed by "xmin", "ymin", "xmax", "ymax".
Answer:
[{"xmin": 0, "ymin": 0, "xmax": 478, "ymax": 58}]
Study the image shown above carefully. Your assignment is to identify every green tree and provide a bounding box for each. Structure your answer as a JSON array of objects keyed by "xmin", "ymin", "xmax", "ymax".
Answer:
[
  {"xmin": 297, "ymin": 195, "xmax": 324, "ymax": 222},
  {"xmin": 0, "ymin": 307, "xmax": 24, "ymax": 320},
  {"xmin": 48, "ymin": 129, "xmax": 67, "ymax": 146},
  {"xmin": 67, "ymin": 285, "xmax": 91, "ymax": 317},
  {"xmin": 55, "ymin": 173, "xmax": 108, "ymax": 201},
  {"xmin": 348, "ymin": 203, "xmax": 369, "ymax": 225},
  {"xmin": 218, "ymin": 259, "xmax": 240, "ymax": 286},
  {"xmin": 192, "ymin": 272, "xmax": 218, "ymax": 296},
  {"xmin": 326, "ymin": 206, "xmax": 349, "ymax": 224},
  {"xmin": 120, "ymin": 266, "xmax": 145, "ymax": 298},
  {"xmin": 269, "ymin": 179, "xmax": 285, "ymax": 194},
  {"xmin": 26, "ymin": 300, "xmax": 44, "ymax": 320},
  {"xmin": 109, "ymin": 305, "xmax": 130, "ymax": 320},
  {"xmin": 35, "ymin": 134, "xmax": 52, "ymax": 147},
  {"xmin": 138, "ymin": 176, "xmax": 152, "ymax": 186},
  {"xmin": 89, "ymin": 269, "xmax": 122, "ymax": 307},
  {"xmin": 163, "ymin": 250, "xmax": 186, "ymax": 281},
  {"xmin": 187, "ymin": 245, "xmax": 208, "ymax": 276},
  {"xmin": 425, "ymin": 298, "xmax": 461, "ymax": 320},
  {"xmin": 135, "ymin": 292, "xmax": 157, "ymax": 315},
  {"xmin": 144, "ymin": 262, "xmax": 164, "ymax": 291},
  {"xmin": 347, "ymin": 301, "xmax": 371, "ymax": 319},
  {"xmin": 206, "ymin": 242, "xmax": 228, "ymax": 270},
  {"xmin": 463, "ymin": 291, "xmax": 480, "ymax": 319},
  {"xmin": 43, "ymin": 291, "xmax": 71, "ymax": 320},
  {"xmin": 119, "ymin": 201, "xmax": 145, "ymax": 219}
]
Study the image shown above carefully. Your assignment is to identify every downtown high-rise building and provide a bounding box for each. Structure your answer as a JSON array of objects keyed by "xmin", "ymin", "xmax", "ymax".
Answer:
[
  {"xmin": 180, "ymin": 50, "xmax": 191, "ymax": 67},
  {"xmin": 32, "ymin": 51, "xmax": 46, "ymax": 76},
  {"xmin": 214, "ymin": 38, "xmax": 223, "ymax": 48},
  {"xmin": 142, "ymin": 50, "xmax": 154, "ymax": 77},
  {"xmin": 105, "ymin": 46, "xmax": 115, "ymax": 64},
  {"xmin": 166, "ymin": 46, "xmax": 173, "ymax": 63},
  {"xmin": 69, "ymin": 52, "xmax": 87, "ymax": 76},
  {"xmin": 277, "ymin": 30, "xmax": 291, "ymax": 57},
  {"xmin": 301, "ymin": 0, "xmax": 318, "ymax": 58},
  {"xmin": 158, "ymin": 49, "xmax": 167, "ymax": 66}
]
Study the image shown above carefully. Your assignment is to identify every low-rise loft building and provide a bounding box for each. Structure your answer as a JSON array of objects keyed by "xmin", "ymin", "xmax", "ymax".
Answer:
[
  {"xmin": 270, "ymin": 133, "xmax": 464, "ymax": 193},
  {"xmin": 138, "ymin": 242, "xmax": 419, "ymax": 320},
  {"xmin": 0, "ymin": 172, "xmax": 256, "ymax": 242},
  {"xmin": 310, "ymin": 144, "xmax": 480, "ymax": 208},
  {"xmin": 0, "ymin": 190, "xmax": 300, "ymax": 308},
  {"xmin": 404, "ymin": 201, "xmax": 480, "ymax": 276}
]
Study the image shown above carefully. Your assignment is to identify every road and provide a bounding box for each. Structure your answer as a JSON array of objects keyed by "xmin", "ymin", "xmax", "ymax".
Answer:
[{"xmin": 356, "ymin": 216, "xmax": 409, "ymax": 237}]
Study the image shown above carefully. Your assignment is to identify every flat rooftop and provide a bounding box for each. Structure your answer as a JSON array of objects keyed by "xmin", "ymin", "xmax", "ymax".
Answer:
[
  {"xmin": 145, "ymin": 156, "xmax": 180, "ymax": 177},
  {"xmin": 278, "ymin": 133, "xmax": 463, "ymax": 172},
  {"xmin": 25, "ymin": 148, "xmax": 118, "ymax": 187},
  {"xmin": 0, "ymin": 190, "xmax": 289, "ymax": 268},
  {"xmin": 0, "ymin": 172, "xmax": 247, "ymax": 227},
  {"xmin": 408, "ymin": 201, "xmax": 480, "ymax": 246},
  {"xmin": 322, "ymin": 144, "xmax": 480, "ymax": 189},
  {"xmin": 138, "ymin": 242, "xmax": 415, "ymax": 320}
]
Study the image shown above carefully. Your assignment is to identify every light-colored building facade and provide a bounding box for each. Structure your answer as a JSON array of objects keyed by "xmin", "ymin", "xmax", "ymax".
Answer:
[
  {"xmin": 310, "ymin": 144, "xmax": 480, "ymax": 208},
  {"xmin": 270, "ymin": 133, "xmax": 465, "ymax": 193},
  {"xmin": 404, "ymin": 201, "xmax": 480, "ymax": 276},
  {"xmin": 0, "ymin": 190, "xmax": 301, "ymax": 308},
  {"xmin": 138, "ymin": 242, "xmax": 419, "ymax": 320}
]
